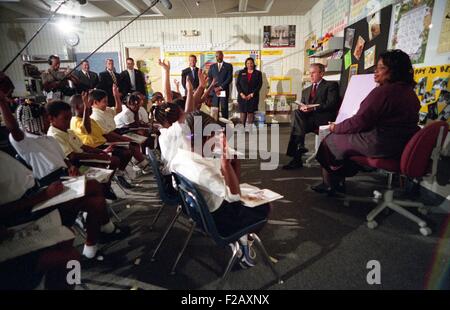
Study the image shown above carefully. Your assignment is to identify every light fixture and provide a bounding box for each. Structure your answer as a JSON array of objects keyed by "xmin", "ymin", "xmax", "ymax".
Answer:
[
  {"xmin": 181, "ymin": 30, "xmax": 200, "ymax": 36},
  {"xmin": 57, "ymin": 18, "xmax": 75, "ymax": 34},
  {"xmin": 195, "ymin": 1, "xmax": 200, "ymax": 6}
]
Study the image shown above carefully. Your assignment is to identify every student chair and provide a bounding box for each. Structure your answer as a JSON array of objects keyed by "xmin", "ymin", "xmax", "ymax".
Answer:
[
  {"xmin": 171, "ymin": 173, "xmax": 283, "ymax": 288},
  {"xmin": 346, "ymin": 121, "xmax": 448, "ymax": 236},
  {"xmin": 147, "ymin": 149, "xmax": 180, "ymax": 229}
]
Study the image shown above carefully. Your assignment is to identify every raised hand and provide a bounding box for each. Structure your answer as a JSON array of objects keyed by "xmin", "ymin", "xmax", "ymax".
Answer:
[
  {"xmin": 112, "ymin": 83, "xmax": 120, "ymax": 98},
  {"xmin": 186, "ymin": 75, "xmax": 194, "ymax": 93},
  {"xmin": 158, "ymin": 59, "xmax": 170, "ymax": 71},
  {"xmin": 198, "ymin": 69, "xmax": 207, "ymax": 88},
  {"xmin": 81, "ymin": 91, "xmax": 91, "ymax": 108}
]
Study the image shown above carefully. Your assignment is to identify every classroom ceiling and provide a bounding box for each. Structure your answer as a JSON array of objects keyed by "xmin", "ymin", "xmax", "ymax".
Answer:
[{"xmin": 0, "ymin": 0, "xmax": 318, "ymax": 21}]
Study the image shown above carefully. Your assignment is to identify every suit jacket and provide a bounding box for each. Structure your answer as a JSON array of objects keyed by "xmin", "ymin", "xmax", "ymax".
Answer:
[
  {"xmin": 236, "ymin": 69, "xmax": 262, "ymax": 106},
  {"xmin": 119, "ymin": 69, "xmax": 147, "ymax": 97},
  {"xmin": 181, "ymin": 67, "xmax": 200, "ymax": 90},
  {"xmin": 98, "ymin": 70, "xmax": 122, "ymax": 107},
  {"xmin": 208, "ymin": 62, "xmax": 233, "ymax": 99},
  {"xmin": 301, "ymin": 79, "xmax": 340, "ymax": 117},
  {"xmin": 74, "ymin": 70, "xmax": 99, "ymax": 93}
]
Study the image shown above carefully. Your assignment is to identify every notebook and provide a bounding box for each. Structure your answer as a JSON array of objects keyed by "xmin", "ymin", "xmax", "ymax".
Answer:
[
  {"xmin": 240, "ymin": 183, "xmax": 283, "ymax": 208},
  {"xmin": 79, "ymin": 166, "xmax": 114, "ymax": 183},
  {"xmin": 122, "ymin": 133, "xmax": 148, "ymax": 144},
  {"xmin": 32, "ymin": 176, "xmax": 86, "ymax": 212},
  {"xmin": 0, "ymin": 210, "xmax": 75, "ymax": 263}
]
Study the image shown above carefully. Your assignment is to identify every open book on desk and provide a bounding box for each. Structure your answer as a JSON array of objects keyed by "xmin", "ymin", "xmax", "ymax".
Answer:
[
  {"xmin": 32, "ymin": 176, "xmax": 86, "ymax": 212},
  {"xmin": 79, "ymin": 159, "xmax": 111, "ymax": 164},
  {"xmin": 240, "ymin": 183, "xmax": 283, "ymax": 208},
  {"xmin": 122, "ymin": 132, "xmax": 148, "ymax": 145},
  {"xmin": 104, "ymin": 141, "xmax": 130, "ymax": 149},
  {"xmin": 0, "ymin": 209, "xmax": 75, "ymax": 263}
]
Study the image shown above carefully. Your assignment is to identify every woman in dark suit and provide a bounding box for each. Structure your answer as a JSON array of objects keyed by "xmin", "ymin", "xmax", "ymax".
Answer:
[
  {"xmin": 312, "ymin": 50, "xmax": 421, "ymax": 195},
  {"xmin": 236, "ymin": 57, "xmax": 262, "ymax": 127}
]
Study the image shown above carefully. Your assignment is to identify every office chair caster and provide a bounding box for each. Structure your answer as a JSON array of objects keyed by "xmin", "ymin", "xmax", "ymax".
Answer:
[
  {"xmin": 419, "ymin": 227, "xmax": 432, "ymax": 236},
  {"xmin": 367, "ymin": 220, "xmax": 378, "ymax": 229}
]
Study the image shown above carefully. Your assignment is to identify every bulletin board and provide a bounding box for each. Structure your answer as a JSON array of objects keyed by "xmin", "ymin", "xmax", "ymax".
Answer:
[
  {"xmin": 339, "ymin": 4, "xmax": 392, "ymax": 97},
  {"xmin": 163, "ymin": 50, "xmax": 260, "ymax": 98},
  {"xmin": 75, "ymin": 52, "xmax": 120, "ymax": 74},
  {"xmin": 414, "ymin": 65, "xmax": 450, "ymax": 125},
  {"xmin": 388, "ymin": 0, "xmax": 435, "ymax": 64}
]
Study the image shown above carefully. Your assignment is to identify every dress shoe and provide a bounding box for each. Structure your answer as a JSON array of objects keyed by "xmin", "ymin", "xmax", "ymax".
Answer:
[
  {"xmin": 282, "ymin": 159, "xmax": 303, "ymax": 170},
  {"xmin": 298, "ymin": 146, "xmax": 309, "ymax": 154},
  {"xmin": 311, "ymin": 181, "xmax": 346, "ymax": 195}
]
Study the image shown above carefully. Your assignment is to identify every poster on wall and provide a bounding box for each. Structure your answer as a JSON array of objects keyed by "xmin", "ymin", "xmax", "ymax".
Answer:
[
  {"xmin": 322, "ymin": 0, "xmax": 350, "ymax": 35},
  {"xmin": 263, "ymin": 25, "xmax": 296, "ymax": 48},
  {"xmin": 437, "ymin": 0, "xmax": 450, "ymax": 54},
  {"xmin": 349, "ymin": 0, "xmax": 395, "ymax": 24},
  {"xmin": 414, "ymin": 65, "xmax": 450, "ymax": 124},
  {"xmin": 389, "ymin": 0, "xmax": 435, "ymax": 64}
]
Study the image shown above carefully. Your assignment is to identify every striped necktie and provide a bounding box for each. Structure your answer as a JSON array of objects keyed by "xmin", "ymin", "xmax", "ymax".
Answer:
[{"xmin": 109, "ymin": 70, "xmax": 117, "ymax": 85}]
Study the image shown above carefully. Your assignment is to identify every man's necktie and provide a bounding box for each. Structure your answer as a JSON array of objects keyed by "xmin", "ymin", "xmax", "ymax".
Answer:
[
  {"xmin": 218, "ymin": 63, "xmax": 222, "ymax": 72},
  {"xmin": 109, "ymin": 71, "xmax": 117, "ymax": 85},
  {"xmin": 309, "ymin": 83, "xmax": 317, "ymax": 104},
  {"xmin": 85, "ymin": 72, "xmax": 90, "ymax": 79},
  {"xmin": 191, "ymin": 68, "xmax": 195, "ymax": 80}
]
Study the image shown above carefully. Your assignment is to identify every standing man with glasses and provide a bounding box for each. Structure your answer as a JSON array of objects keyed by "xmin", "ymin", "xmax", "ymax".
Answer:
[
  {"xmin": 181, "ymin": 54, "xmax": 200, "ymax": 91},
  {"xmin": 98, "ymin": 58, "xmax": 123, "ymax": 107},
  {"xmin": 283, "ymin": 63, "xmax": 340, "ymax": 170},
  {"xmin": 208, "ymin": 51, "xmax": 233, "ymax": 119},
  {"xmin": 74, "ymin": 59, "xmax": 99, "ymax": 93}
]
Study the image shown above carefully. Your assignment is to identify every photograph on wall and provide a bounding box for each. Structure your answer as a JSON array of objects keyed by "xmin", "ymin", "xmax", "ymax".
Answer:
[
  {"xmin": 345, "ymin": 28, "xmax": 356, "ymax": 48},
  {"xmin": 364, "ymin": 45, "xmax": 376, "ymax": 70},
  {"xmin": 353, "ymin": 36, "xmax": 365, "ymax": 60},
  {"xmin": 348, "ymin": 64, "xmax": 359, "ymax": 81},
  {"xmin": 414, "ymin": 65, "xmax": 450, "ymax": 124},
  {"xmin": 367, "ymin": 11, "xmax": 381, "ymax": 41},
  {"xmin": 263, "ymin": 25, "xmax": 296, "ymax": 48},
  {"xmin": 389, "ymin": 0, "xmax": 435, "ymax": 64}
]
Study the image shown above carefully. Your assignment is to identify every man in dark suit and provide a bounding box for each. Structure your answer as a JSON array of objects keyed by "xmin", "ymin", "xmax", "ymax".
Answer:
[
  {"xmin": 119, "ymin": 57, "xmax": 147, "ymax": 97},
  {"xmin": 74, "ymin": 60, "xmax": 99, "ymax": 93},
  {"xmin": 181, "ymin": 55, "xmax": 200, "ymax": 91},
  {"xmin": 283, "ymin": 63, "xmax": 340, "ymax": 170},
  {"xmin": 98, "ymin": 58, "xmax": 122, "ymax": 107},
  {"xmin": 208, "ymin": 51, "xmax": 233, "ymax": 119}
]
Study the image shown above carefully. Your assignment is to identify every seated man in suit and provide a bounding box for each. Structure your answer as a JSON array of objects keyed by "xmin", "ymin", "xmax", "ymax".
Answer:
[
  {"xmin": 283, "ymin": 63, "xmax": 340, "ymax": 170},
  {"xmin": 181, "ymin": 54, "xmax": 200, "ymax": 91},
  {"xmin": 98, "ymin": 58, "xmax": 122, "ymax": 107},
  {"xmin": 120, "ymin": 57, "xmax": 147, "ymax": 98},
  {"xmin": 208, "ymin": 51, "xmax": 233, "ymax": 119},
  {"xmin": 74, "ymin": 59, "xmax": 99, "ymax": 93}
]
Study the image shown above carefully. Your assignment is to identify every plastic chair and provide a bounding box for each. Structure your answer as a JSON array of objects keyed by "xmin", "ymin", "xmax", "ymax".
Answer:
[
  {"xmin": 346, "ymin": 121, "xmax": 448, "ymax": 236},
  {"xmin": 171, "ymin": 172, "xmax": 283, "ymax": 288}
]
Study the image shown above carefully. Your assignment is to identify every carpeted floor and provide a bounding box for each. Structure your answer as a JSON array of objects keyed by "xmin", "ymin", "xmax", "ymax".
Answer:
[{"xmin": 76, "ymin": 125, "xmax": 450, "ymax": 290}]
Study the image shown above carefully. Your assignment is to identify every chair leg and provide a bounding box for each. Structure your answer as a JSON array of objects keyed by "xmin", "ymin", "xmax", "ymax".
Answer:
[
  {"xmin": 108, "ymin": 205, "xmax": 122, "ymax": 222},
  {"xmin": 366, "ymin": 202, "xmax": 388, "ymax": 222},
  {"xmin": 149, "ymin": 203, "xmax": 165, "ymax": 230},
  {"xmin": 170, "ymin": 220, "xmax": 196, "ymax": 275},
  {"xmin": 151, "ymin": 206, "xmax": 182, "ymax": 262},
  {"xmin": 249, "ymin": 233, "xmax": 283, "ymax": 284},
  {"xmin": 387, "ymin": 172, "xmax": 394, "ymax": 189},
  {"xmin": 304, "ymin": 135, "xmax": 320, "ymax": 167},
  {"xmin": 218, "ymin": 241, "xmax": 241, "ymax": 289},
  {"xmin": 387, "ymin": 202, "xmax": 427, "ymax": 228}
]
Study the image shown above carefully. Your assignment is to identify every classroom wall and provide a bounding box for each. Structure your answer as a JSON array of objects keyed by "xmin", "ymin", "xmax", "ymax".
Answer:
[{"xmin": 0, "ymin": 15, "xmax": 307, "ymax": 98}]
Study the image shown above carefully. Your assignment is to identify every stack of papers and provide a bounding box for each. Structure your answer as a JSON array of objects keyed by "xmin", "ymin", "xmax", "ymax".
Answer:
[{"xmin": 240, "ymin": 183, "xmax": 283, "ymax": 208}]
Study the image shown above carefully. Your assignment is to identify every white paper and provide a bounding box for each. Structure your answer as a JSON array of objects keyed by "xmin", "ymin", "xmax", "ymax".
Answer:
[
  {"xmin": 0, "ymin": 210, "xmax": 75, "ymax": 263},
  {"xmin": 219, "ymin": 90, "xmax": 226, "ymax": 98},
  {"xmin": 336, "ymin": 74, "xmax": 377, "ymax": 124},
  {"xmin": 240, "ymin": 183, "xmax": 283, "ymax": 208},
  {"xmin": 122, "ymin": 133, "xmax": 148, "ymax": 144},
  {"xmin": 318, "ymin": 125, "xmax": 331, "ymax": 142},
  {"xmin": 79, "ymin": 166, "xmax": 114, "ymax": 183},
  {"xmin": 32, "ymin": 176, "xmax": 86, "ymax": 212}
]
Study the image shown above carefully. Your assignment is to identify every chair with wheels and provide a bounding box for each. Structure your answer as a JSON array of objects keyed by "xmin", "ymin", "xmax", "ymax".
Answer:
[{"xmin": 346, "ymin": 121, "xmax": 448, "ymax": 236}]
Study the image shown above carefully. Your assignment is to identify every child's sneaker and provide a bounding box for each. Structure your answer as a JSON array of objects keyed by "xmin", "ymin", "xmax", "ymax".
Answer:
[{"xmin": 239, "ymin": 243, "xmax": 256, "ymax": 268}]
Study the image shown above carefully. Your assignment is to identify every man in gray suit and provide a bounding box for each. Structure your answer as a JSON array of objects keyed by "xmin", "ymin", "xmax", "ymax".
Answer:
[
  {"xmin": 208, "ymin": 51, "xmax": 233, "ymax": 119},
  {"xmin": 74, "ymin": 60, "xmax": 99, "ymax": 93},
  {"xmin": 283, "ymin": 63, "xmax": 340, "ymax": 170}
]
